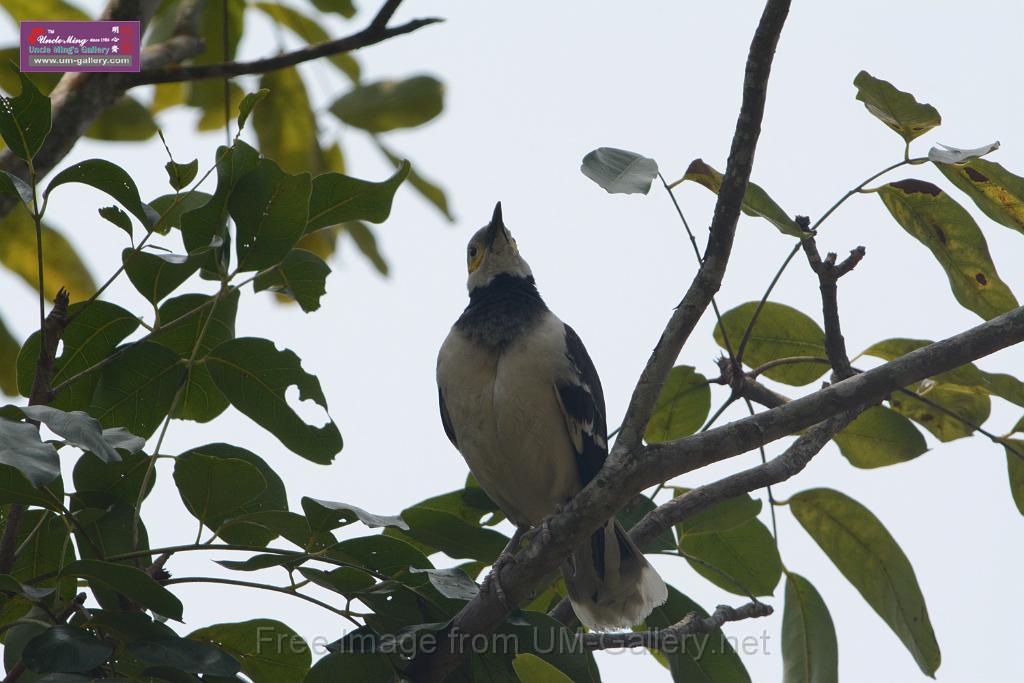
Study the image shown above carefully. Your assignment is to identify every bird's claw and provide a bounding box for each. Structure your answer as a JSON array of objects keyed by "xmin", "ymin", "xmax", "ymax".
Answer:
[{"xmin": 482, "ymin": 550, "xmax": 517, "ymax": 609}]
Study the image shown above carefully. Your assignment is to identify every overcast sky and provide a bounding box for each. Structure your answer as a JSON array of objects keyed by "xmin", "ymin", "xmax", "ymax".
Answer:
[{"xmin": 3, "ymin": 1, "xmax": 1024, "ymax": 680}]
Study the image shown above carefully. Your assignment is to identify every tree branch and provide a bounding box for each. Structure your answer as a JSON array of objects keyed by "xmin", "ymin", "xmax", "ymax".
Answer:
[
  {"xmin": 131, "ymin": 13, "xmax": 442, "ymax": 85},
  {"xmin": 800, "ymin": 218, "xmax": 864, "ymax": 379},
  {"xmin": 580, "ymin": 600, "xmax": 773, "ymax": 651},
  {"xmin": 611, "ymin": 0, "xmax": 792, "ymax": 455}
]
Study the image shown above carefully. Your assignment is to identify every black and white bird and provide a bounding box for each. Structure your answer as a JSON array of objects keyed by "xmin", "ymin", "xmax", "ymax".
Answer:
[{"xmin": 436, "ymin": 203, "xmax": 667, "ymax": 630}]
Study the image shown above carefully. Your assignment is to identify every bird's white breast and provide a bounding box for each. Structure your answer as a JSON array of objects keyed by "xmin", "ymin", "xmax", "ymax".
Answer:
[{"xmin": 437, "ymin": 312, "xmax": 580, "ymax": 526}]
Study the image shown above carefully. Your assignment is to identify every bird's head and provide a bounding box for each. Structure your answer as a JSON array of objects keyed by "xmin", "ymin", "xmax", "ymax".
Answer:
[{"xmin": 465, "ymin": 202, "xmax": 533, "ymax": 291}]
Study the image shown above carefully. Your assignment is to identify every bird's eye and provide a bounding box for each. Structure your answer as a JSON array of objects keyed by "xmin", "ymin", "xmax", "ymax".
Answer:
[{"xmin": 468, "ymin": 246, "xmax": 478, "ymax": 258}]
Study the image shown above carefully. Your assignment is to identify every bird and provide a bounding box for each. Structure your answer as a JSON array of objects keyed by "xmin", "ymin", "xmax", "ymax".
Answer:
[{"xmin": 436, "ymin": 202, "xmax": 668, "ymax": 630}]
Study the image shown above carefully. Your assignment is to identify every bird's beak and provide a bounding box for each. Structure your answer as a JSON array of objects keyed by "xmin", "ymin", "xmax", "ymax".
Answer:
[{"xmin": 484, "ymin": 201, "xmax": 507, "ymax": 247}]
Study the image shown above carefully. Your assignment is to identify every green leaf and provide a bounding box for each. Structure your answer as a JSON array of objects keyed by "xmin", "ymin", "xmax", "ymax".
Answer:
[
  {"xmin": 401, "ymin": 506, "xmax": 509, "ymax": 562},
  {"xmin": 73, "ymin": 449, "xmax": 155, "ymax": 509},
  {"xmin": 253, "ymin": 67, "xmax": 318, "ymax": 175},
  {"xmin": 0, "ymin": 0, "xmax": 87, "ymax": 22},
  {"xmin": 877, "ymin": 179, "xmax": 1017, "ymax": 320},
  {"xmin": 122, "ymin": 248, "xmax": 200, "ymax": 304},
  {"xmin": 151, "ymin": 291, "xmax": 239, "ymax": 423},
  {"xmin": 889, "ymin": 382, "xmax": 990, "ymax": 442},
  {"xmin": 833, "ymin": 406, "xmax": 927, "ymax": 468},
  {"xmin": 580, "ymin": 147, "xmax": 659, "ymax": 195},
  {"xmin": 229, "ymin": 158, "xmax": 312, "ymax": 272},
  {"xmin": 89, "ymin": 341, "xmax": 187, "ymax": 439},
  {"xmin": 165, "ymin": 158, "xmax": 199, "ymax": 191},
  {"xmin": 0, "ymin": 69, "xmax": 51, "ymax": 160},
  {"xmin": 189, "ymin": 619, "xmax": 309, "ymax": 683},
  {"xmin": 297, "ymin": 566, "xmax": 375, "ymax": 597},
  {"xmin": 789, "ymin": 488, "xmax": 940, "ymax": 676},
  {"xmin": 0, "ymin": 574, "xmax": 53, "ymax": 600},
  {"xmin": 252, "ymin": 3, "xmax": 357, "ymax": 78},
  {"xmin": 781, "ymin": 572, "xmax": 838, "ymax": 683},
  {"xmin": 376, "ymin": 140, "xmax": 453, "ymax": 221},
  {"xmin": 1005, "ymin": 439, "xmax": 1024, "ymax": 517},
  {"xmin": 342, "ymin": 221, "xmax": 389, "ymax": 275},
  {"xmin": 714, "ymin": 302, "xmax": 827, "ymax": 385},
  {"xmin": 148, "ymin": 191, "xmax": 213, "ymax": 235},
  {"xmin": 0, "ymin": 509, "xmax": 74, "ymax": 597},
  {"xmin": 126, "ymin": 637, "xmax": 240, "ymax": 676},
  {"xmin": 675, "ymin": 489, "xmax": 762, "ymax": 535},
  {"xmin": 327, "ymin": 535, "xmax": 432, "ymax": 576},
  {"xmin": 205, "ymin": 337, "xmax": 342, "ymax": 463},
  {"xmin": 0, "ymin": 465, "xmax": 63, "ymax": 509},
  {"xmin": 0, "ymin": 314, "xmax": 19, "ymax": 396},
  {"xmin": 0, "ymin": 169, "xmax": 31, "ymax": 204},
  {"xmin": 305, "ymin": 652, "xmax": 395, "ymax": 683},
  {"xmin": 679, "ymin": 516, "xmax": 781, "ymax": 596},
  {"xmin": 99, "ymin": 205, "xmax": 133, "ymax": 239},
  {"xmin": 682, "ymin": 159, "xmax": 803, "ymax": 237},
  {"xmin": 309, "ymin": 0, "xmax": 355, "ymax": 17},
  {"xmin": 513, "ymin": 653, "xmax": 573, "ymax": 683},
  {"xmin": 330, "ymin": 75, "xmax": 444, "ymax": 132},
  {"xmin": 22, "ymin": 625, "xmax": 113, "ymax": 674},
  {"xmin": 254, "ymin": 249, "xmax": 330, "ymax": 312},
  {"xmin": 853, "ymin": 71, "xmax": 941, "ymax": 143},
  {"xmin": 935, "ymin": 157, "xmax": 1024, "ymax": 236},
  {"xmin": 178, "ymin": 443, "xmax": 287, "ymax": 545},
  {"xmin": 645, "ymin": 586, "xmax": 751, "ymax": 682},
  {"xmin": 84, "ymin": 95, "xmax": 157, "ymax": 141},
  {"xmin": 302, "ymin": 496, "xmax": 408, "ymax": 532},
  {"xmin": 61, "ymin": 559, "xmax": 184, "ymax": 621},
  {"xmin": 0, "ymin": 210, "xmax": 95, "ymax": 301},
  {"xmin": 306, "ymin": 162, "xmax": 409, "ymax": 232},
  {"xmin": 495, "ymin": 611, "xmax": 601, "ymax": 683},
  {"xmin": 181, "ymin": 141, "xmax": 258, "ymax": 257},
  {"xmin": 0, "ymin": 417, "xmax": 61, "ymax": 486},
  {"xmin": 18, "ymin": 404, "xmax": 123, "ymax": 463},
  {"xmin": 236, "ymin": 88, "xmax": 269, "ymax": 133},
  {"xmin": 45, "ymin": 159, "xmax": 159, "ymax": 230},
  {"xmin": 173, "ymin": 451, "xmax": 266, "ymax": 530},
  {"xmin": 645, "ymin": 365, "xmax": 711, "ymax": 443}
]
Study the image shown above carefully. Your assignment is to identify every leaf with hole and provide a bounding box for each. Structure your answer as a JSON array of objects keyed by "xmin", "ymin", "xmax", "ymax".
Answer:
[
  {"xmin": 645, "ymin": 365, "xmax": 711, "ymax": 443},
  {"xmin": 89, "ymin": 341, "xmax": 187, "ymax": 439},
  {"xmin": 580, "ymin": 147, "xmax": 658, "ymax": 195},
  {"xmin": 206, "ymin": 337, "xmax": 342, "ymax": 463},
  {"xmin": 714, "ymin": 302, "xmax": 827, "ymax": 385},
  {"xmin": 306, "ymin": 162, "xmax": 409, "ymax": 232},
  {"xmin": 877, "ymin": 179, "xmax": 1017, "ymax": 320},
  {"xmin": 853, "ymin": 71, "xmax": 940, "ymax": 143},
  {"xmin": 330, "ymin": 75, "xmax": 444, "ymax": 132},
  {"xmin": 833, "ymin": 406, "xmax": 927, "ymax": 468},
  {"xmin": 682, "ymin": 158, "xmax": 803, "ymax": 236},
  {"xmin": 781, "ymin": 572, "xmax": 838, "ymax": 683},
  {"xmin": 45, "ymin": 158, "xmax": 159, "ymax": 229},
  {"xmin": 254, "ymin": 249, "xmax": 330, "ymax": 313},
  {"xmin": 99, "ymin": 205, "xmax": 132, "ymax": 239},
  {"xmin": 789, "ymin": 488, "xmax": 940, "ymax": 676},
  {"xmin": 302, "ymin": 497, "xmax": 408, "ymax": 533},
  {"xmin": 401, "ymin": 506, "xmax": 508, "ymax": 562},
  {"xmin": 0, "ymin": 69, "xmax": 50, "ymax": 160}
]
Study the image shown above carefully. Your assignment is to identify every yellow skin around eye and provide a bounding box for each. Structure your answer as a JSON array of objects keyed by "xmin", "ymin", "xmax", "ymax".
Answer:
[{"xmin": 468, "ymin": 249, "xmax": 484, "ymax": 273}]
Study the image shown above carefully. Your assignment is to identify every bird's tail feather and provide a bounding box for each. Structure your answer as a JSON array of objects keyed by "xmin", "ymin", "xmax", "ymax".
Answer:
[{"xmin": 561, "ymin": 519, "xmax": 668, "ymax": 630}]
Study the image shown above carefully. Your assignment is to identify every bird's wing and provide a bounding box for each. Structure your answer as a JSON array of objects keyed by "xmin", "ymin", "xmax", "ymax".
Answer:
[
  {"xmin": 438, "ymin": 386, "xmax": 458, "ymax": 448},
  {"xmin": 554, "ymin": 323, "xmax": 609, "ymax": 486}
]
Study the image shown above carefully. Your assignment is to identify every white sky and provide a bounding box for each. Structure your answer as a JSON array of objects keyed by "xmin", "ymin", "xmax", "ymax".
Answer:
[{"xmin": 3, "ymin": 1, "xmax": 1024, "ymax": 680}]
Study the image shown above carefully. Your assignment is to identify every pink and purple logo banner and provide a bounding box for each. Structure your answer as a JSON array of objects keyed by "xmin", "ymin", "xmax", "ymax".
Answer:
[{"xmin": 20, "ymin": 21, "xmax": 141, "ymax": 73}]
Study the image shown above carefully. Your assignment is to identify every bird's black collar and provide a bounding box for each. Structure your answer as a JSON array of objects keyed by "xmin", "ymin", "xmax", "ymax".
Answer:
[{"xmin": 456, "ymin": 274, "xmax": 548, "ymax": 348}]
